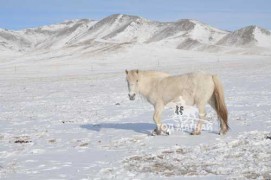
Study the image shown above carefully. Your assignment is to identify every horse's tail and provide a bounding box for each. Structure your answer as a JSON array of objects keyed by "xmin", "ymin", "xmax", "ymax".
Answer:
[{"xmin": 212, "ymin": 75, "xmax": 229, "ymax": 134}]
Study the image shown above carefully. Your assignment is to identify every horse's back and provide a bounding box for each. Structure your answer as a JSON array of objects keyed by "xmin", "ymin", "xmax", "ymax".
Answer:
[{"xmin": 163, "ymin": 72, "xmax": 213, "ymax": 87}]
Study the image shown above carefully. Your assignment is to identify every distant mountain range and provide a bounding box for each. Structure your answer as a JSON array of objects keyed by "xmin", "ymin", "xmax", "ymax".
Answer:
[{"xmin": 1, "ymin": 14, "xmax": 271, "ymax": 55}]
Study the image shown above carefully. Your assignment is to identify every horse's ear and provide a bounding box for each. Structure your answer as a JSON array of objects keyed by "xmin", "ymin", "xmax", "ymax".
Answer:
[
  {"xmin": 125, "ymin": 70, "xmax": 128, "ymax": 75},
  {"xmin": 136, "ymin": 69, "xmax": 139, "ymax": 74}
]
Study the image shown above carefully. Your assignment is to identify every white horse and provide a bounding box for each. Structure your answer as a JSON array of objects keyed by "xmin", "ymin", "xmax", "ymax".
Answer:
[{"xmin": 125, "ymin": 70, "xmax": 228, "ymax": 135}]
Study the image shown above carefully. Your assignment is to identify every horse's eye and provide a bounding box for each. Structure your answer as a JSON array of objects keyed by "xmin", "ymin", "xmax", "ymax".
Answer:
[{"xmin": 136, "ymin": 80, "xmax": 139, "ymax": 82}]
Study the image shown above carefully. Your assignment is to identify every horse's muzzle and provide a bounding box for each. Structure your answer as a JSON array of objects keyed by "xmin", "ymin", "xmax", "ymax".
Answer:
[{"xmin": 128, "ymin": 94, "xmax": 136, "ymax": 101}]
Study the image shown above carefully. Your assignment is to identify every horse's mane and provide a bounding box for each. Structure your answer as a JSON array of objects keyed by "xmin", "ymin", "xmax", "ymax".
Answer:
[{"xmin": 139, "ymin": 70, "xmax": 170, "ymax": 78}]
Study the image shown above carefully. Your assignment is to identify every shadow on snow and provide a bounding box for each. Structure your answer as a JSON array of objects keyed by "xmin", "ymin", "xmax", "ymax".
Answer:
[{"xmin": 80, "ymin": 122, "xmax": 155, "ymax": 134}]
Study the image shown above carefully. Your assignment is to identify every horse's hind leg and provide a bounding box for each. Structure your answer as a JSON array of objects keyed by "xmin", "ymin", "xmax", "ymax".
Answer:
[
  {"xmin": 209, "ymin": 96, "xmax": 228, "ymax": 135},
  {"xmin": 152, "ymin": 102, "xmax": 164, "ymax": 135},
  {"xmin": 191, "ymin": 104, "xmax": 206, "ymax": 135}
]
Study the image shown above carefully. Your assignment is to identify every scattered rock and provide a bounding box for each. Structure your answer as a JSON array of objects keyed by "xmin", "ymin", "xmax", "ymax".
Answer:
[
  {"xmin": 14, "ymin": 140, "xmax": 32, "ymax": 144},
  {"xmin": 48, "ymin": 139, "xmax": 56, "ymax": 143},
  {"xmin": 79, "ymin": 143, "xmax": 89, "ymax": 147},
  {"xmin": 13, "ymin": 136, "xmax": 32, "ymax": 144},
  {"xmin": 62, "ymin": 120, "xmax": 74, "ymax": 124},
  {"xmin": 162, "ymin": 150, "xmax": 174, "ymax": 154}
]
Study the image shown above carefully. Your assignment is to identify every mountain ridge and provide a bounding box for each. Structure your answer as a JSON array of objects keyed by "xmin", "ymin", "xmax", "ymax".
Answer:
[{"xmin": 1, "ymin": 14, "xmax": 270, "ymax": 55}]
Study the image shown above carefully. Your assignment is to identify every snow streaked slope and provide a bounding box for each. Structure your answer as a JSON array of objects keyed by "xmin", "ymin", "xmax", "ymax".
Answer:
[
  {"xmin": 20, "ymin": 19, "xmax": 97, "ymax": 50},
  {"xmin": 0, "ymin": 29, "xmax": 31, "ymax": 52},
  {"xmin": 148, "ymin": 19, "xmax": 227, "ymax": 46},
  {"xmin": 217, "ymin": 25, "xmax": 271, "ymax": 48},
  {"xmin": 69, "ymin": 14, "xmax": 163, "ymax": 44},
  {"xmin": 253, "ymin": 26, "xmax": 271, "ymax": 47}
]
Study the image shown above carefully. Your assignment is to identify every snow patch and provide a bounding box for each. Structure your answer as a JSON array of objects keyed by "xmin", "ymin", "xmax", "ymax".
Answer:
[{"xmin": 123, "ymin": 131, "xmax": 271, "ymax": 179}]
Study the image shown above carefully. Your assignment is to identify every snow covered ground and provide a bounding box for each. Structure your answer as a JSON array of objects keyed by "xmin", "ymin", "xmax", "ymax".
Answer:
[{"xmin": 0, "ymin": 45, "xmax": 271, "ymax": 179}]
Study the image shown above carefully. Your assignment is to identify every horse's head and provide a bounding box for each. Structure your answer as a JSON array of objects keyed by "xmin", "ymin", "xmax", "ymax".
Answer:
[{"xmin": 125, "ymin": 69, "xmax": 139, "ymax": 101}]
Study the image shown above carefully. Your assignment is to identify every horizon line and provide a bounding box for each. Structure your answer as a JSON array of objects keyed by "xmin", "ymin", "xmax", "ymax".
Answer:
[{"xmin": 1, "ymin": 13, "xmax": 269, "ymax": 32}]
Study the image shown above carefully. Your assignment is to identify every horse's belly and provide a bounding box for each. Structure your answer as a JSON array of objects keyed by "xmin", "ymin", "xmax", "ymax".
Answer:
[{"xmin": 160, "ymin": 79, "xmax": 195, "ymax": 105}]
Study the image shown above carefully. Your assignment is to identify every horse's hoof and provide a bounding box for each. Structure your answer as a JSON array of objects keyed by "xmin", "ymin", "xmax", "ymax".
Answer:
[
  {"xmin": 219, "ymin": 128, "xmax": 228, "ymax": 135},
  {"xmin": 190, "ymin": 131, "xmax": 201, "ymax": 135},
  {"xmin": 219, "ymin": 131, "xmax": 227, "ymax": 135},
  {"xmin": 165, "ymin": 129, "xmax": 171, "ymax": 135},
  {"xmin": 152, "ymin": 128, "xmax": 162, "ymax": 136}
]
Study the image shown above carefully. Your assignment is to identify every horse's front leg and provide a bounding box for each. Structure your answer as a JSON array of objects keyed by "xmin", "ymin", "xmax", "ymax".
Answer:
[{"xmin": 152, "ymin": 102, "xmax": 164, "ymax": 135}]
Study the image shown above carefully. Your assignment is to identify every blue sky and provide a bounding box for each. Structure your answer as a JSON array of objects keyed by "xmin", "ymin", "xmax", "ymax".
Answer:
[{"xmin": 0, "ymin": 0, "xmax": 270, "ymax": 31}]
